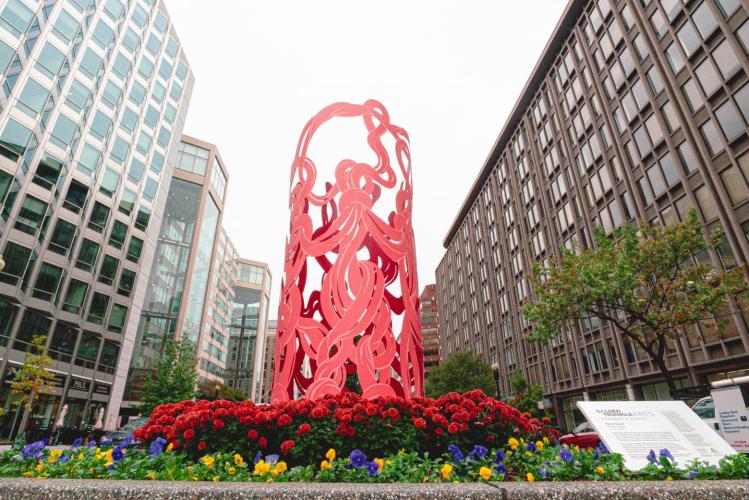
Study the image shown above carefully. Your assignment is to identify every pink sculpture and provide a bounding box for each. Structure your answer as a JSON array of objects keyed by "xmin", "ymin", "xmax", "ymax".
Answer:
[{"xmin": 272, "ymin": 100, "xmax": 422, "ymax": 403}]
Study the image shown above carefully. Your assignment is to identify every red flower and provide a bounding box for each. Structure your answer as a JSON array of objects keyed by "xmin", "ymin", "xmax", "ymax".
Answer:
[
  {"xmin": 258, "ymin": 437, "xmax": 267, "ymax": 448},
  {"xmin": 435, "ymin": 427, "xmax": 444, "ymax": 436},
  {"xmin": 296, "ymin": 423, "xmax": 311, "ymax": 436},
  {"xmin": 183, "ymin": 429, "xmax": 195, "ymax": 441},
  {"xmin": 412, "ymin": 418, "xmax": 426, "ymax": 429},
  {"xmin": 447, "ymin": 423, "xmax": 459, "ymax": 434},
  {"xmin": 278, "ymin": 414, "xmax": 292, "ymax": 426},
  {"xmin": 197, "ymin": 441, "xmax": 206, "ymax": 450},
  {"xmin": 247, "ymin": 429, "xmax": 258, "ymax": 440},
  {"xmin": 281, "ymin": 439, "xmax": 296, "ymax": 455},
  {"xmin": 212, "ymin": 419, "xmax": 225, "ymax": 431}
]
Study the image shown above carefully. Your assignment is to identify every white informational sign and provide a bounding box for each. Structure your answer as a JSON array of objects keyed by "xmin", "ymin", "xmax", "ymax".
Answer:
[
  {"xmin": 711, "ymin": 386, "xmax": 749, "ymax": 453},
  {"xmin": 577, "ymin": 401, "xmax": 737, "ymax": 470}
]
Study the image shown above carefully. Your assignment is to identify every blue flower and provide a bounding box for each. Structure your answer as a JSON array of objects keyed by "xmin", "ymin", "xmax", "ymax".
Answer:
[
  {"xmin": 447, "ymin": 444, "xmax": 464, "ymax": 463},
  {"xmin": 366, "ymin": 461, "xmax": 379, "ymax": 476},
  {"xmin": 687, "ymin": 470, "xmax": 698, "ymax": 479},
  {"xmin": 526, "ymin": 442, "xmax": 537, "ymax": 452},
  {"xmin": 87, "ymin": 440, "xmax": 97, "ymax": 448},
  {"xmin": 468, "ymin": 445, "xmax": 488, "ymax": 460},
  {"xmin": 350, "ymin": 449, "xmax": 367, "ymax": 468},
  {"xmin": 148, "ymin": 437, "xmax": 166, "ymax": 458},
  {"xmin": 496, "ymin": 463, "xmax": 507, "ymax": 475},
  {"xmin": 70, "ymin": 438, "xmax": 83, "ymax": 450},
  {"xmin": 595, "ymin": 441, "xmax": 609, "ymax": 455},
  {"xmin": 540, "ymin": 468, "xmax": 548, "ymax": 479},
  {"xmin": 495, "ymin": 449, "xmax": 506, "ymax": 463},
  {"xmin": 112, "ymin": 445, "xmax": 125, "ymax": 462},
  {"xmin": 121, "ymin": 435, "xmax": 134, "ymax": 447},
  {"xmin": 646, "ymin": 449, "xmax": 657, "ymax": 464},
  {"xmin": 21, "ymin": 440, "xmax": 47, "ymax": 461},
  {"xmin": 659, "ymin": 449, "xmax": 674, "ymax": 463},
  {"xmin": 558, "ymin": 448, "xmax": 573, "ymax": 463},
  {"xmin": 59, "ymin": 454, "xmax": 71, "ymax": 464},
  {"xmin": 101, "ymin": 436, "xmax": 112, "ymax": 446},
  {"xmin": 253, "ymin": 451, "xmax": 263, "ymax": 465},
  {"xmin": 265, "ymin": 454, "xmax": 279, "ymax": 466}
]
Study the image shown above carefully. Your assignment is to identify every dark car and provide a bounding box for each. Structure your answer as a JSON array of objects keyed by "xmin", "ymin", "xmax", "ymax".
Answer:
[
  {"xmin": 559, "ymin": 421, "xmax": 600, "ymax": 449},
  {"xmin": 102, "ymin": 416, "xmax": 149, "ymax": 445}
]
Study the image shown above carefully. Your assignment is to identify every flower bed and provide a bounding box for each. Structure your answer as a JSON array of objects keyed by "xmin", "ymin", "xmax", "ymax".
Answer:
[
  {"xmin": 133, "ymin": 390, "xmax": 557, "ymax": 465},
  {"xmin": 0, "ymin": 391, "xmax": 746, "ymax": 483}
]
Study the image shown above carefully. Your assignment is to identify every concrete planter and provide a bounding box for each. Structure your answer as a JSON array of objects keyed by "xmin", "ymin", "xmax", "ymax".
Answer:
[{"xmin": 0, "ymin": 478, "xmax": 747, "ymax": 499}]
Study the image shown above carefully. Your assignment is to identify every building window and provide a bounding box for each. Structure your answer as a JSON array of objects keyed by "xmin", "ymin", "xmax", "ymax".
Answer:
[
  {"xmin": 98, "ymin": 255, "xmax": 119, "ymax": 285},
  {"xmin": 48, "ymin": 218, "xmax": 76, "ymax": 256},
  {"xmin": 87, "ymin": 293, "xmax": 109, "ymax": 325},
  {"xmin": 109, "ymin": 220, "xmax": 127, "ymax": 249},
  {"xmin": 88, "ymin": 202, "xmax": 110, "ymax": 233},
  {"xmin": 0, "ymin": 242, "xmax": 30, "ymax": 285},
  {"xmin": 117, "ymin": 268, "xmax": 135, "ymax": 297},
  {"xmin": 32, "ymin": 263, "xmax": 63, "ymax": 301},
  {"xmin": 176, "ymin": 142, "xmax": 209, "ymax": 175},
  {"xmin": 75, "ymin": 239, "xmax": 100, "ymax": 272},
  {"xmin": 0, "ymin": 118, "xmax": 32, "ymax": 161},
  {"xmin": 127, "ymin": 236, "xmax": 143, "ymax": 263},
  {"xmin": 14, "ymin": 195, "xmax": 47, "ymax": 235}
]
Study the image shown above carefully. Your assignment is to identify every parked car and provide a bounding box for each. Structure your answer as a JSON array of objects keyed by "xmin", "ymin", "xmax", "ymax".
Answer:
[
  {"xmin": 101, "ymin": 416, "xmax": 149, "ymax": 445},
  {"xmin": 691, "ymin": 396, "xmax": 722, "ymax": 436},
  {"xmin": 559, "ymin": 421, "xmax": 600, "ymax": 449}
]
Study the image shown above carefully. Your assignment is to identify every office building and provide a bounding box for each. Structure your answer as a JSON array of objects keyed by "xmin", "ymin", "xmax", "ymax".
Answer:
[
  {"xmin": 0, "ymin": 0, "xmax": 193, "ymax": 436},
  {"xmin": 260, "ymin": 319, "xmax": 277, "ymax": 403},
  {"xmin": 226, "ymin": 259, "xmax": 271, "ymax": 402},
  {"xmin": 419, "ymin": 284, "xmax": 441, "ymax": 374},
  {"xmin": 437, "ymin": 0, "xmax": 749, "ymax": 429}
]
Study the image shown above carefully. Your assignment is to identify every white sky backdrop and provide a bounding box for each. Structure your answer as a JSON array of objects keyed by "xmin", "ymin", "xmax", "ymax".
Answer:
[{"xmin": 164, "ymin": 0, "xmax": 569, "ymax": 316}]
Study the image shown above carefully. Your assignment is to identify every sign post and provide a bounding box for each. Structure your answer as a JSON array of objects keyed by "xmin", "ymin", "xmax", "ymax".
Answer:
[
  {"xmin": 577, "ymin": 401, "xmax": 737, "ymax": 470},
  {"xmin": 711, "ymin": 386, "xmax": 749, "ymax": 453}
]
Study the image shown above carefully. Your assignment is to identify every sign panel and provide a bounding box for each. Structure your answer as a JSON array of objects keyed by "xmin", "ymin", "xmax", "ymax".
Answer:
[
  {"xmin": 711, "ymin": 386, "xmax": 749, "ymax": 453},
  {"xmin": 578, "ymin": 401, "xmax": 737, "ymax": 470},
  {"xmin": 69, "ymin": 377, "xmax": 91, "ymax": 392},
  {"xmin": 93, "ymin": 383, "xmax": 111, "ymax": 396}
]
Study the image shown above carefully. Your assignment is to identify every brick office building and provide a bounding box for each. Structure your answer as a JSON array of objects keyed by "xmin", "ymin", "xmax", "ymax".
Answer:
[{"xmin": 437, "ymin": 0, "xmax": 749, "ymax": 430}]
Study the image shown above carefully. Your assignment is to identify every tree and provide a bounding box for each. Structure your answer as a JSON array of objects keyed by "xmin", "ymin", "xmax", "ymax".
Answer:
[
  {"xmin": 508, "ymin": 371, "xmax": 545, "ymax": 418},
  {"xmin": 140, "ymin": 338, "xmax": 198, "ymax": 415},
  {"xmin": 424, "ymin": 351, "xmax": 495, "ymax": 398},
  {"xmin": 11, "ymin": 335, "xmax": 56, "ymax": 437},
  {"xmin": 197, "ymin": 380, "xmax": 247, "ymax": 402},
  {"xmin": 523, "ymin": 210, "xmax": 747, "ymax": 394}
]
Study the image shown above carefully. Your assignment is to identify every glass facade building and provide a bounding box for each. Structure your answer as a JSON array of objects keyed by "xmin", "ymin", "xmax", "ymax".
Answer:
[
  {"xmin": 0, "ymin": 0, "xmax": 193, "ymax": 436},
  {"xmin": 437, "ymin": 0, "xmax": 749, "ymax": 431},
  {"xmin": 226, "ymin": 259, "xmax": 271, "ymax": 402},
  {"xmin": 121, "ymin": 136, "xmax": 272, "ymax": 414}
]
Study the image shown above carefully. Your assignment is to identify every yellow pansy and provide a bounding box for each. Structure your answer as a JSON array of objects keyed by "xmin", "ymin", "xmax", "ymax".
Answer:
[
  {"xmin": 320, "ymin": 460, "xmax": 332, "ymax": 471},
  {"xmin": 253, "ymin": 459, "xmax": 270, "ymax": 476},
  {"xmin": 386, "ymin": 460, "xmax": 393, "ymax": 465},
  {"xmin": 272, "ymin": 462, "xmax": 287, "ymax": 475},
  {"xmin": 166, "ymin": 443, "xmax": 174, "ymax": 452},
  {"xmin": 22, "ymin": 471, "xmax": 34, "ymax": 478},
  {"xmin": 228, "ymin": 467, "xmax": 236, "ymax": 476},
  {"xmin": 543, "ymin": 437, "xmax": 549, "ymax": 445},
  {"xmin": 595, "ymin": 466, "xmax": 604, "ymax": 474},
  {"xmin": 526, "ymin": 472, "xmax": 535, "ymax": 482},
  {"xmin": 374, "ymin": 458, "xmax": 384, "ymax": 471},
  {"xmin": 535, "ymin": 441, "xmax": 544, "ymax": 451},
  {"xmin": 667, "ymin": 476, "xmax": 672, "ymax": 481},
  {"xmin": 508, "ymin": 437, "xmax": 519, "ymax": 450},
  {"xmin": 35, "ymin": 464, "xmax": 45, "ymax": 473},
  {"xmin": 78, "ymin": 453, "xmax": 84, "ymax": 460},
  {"xmin": 525, "ymin": 452, "xmax": 532, "ymax": 458},
  {"xmin": 234, "ymin": 454, "xmax": 244, "ymax": 467},
  {"xmin": 440, "ymin": 463, "xmax": 453, "ymax": 480},
  {"xmin": 192, "ymin": 476, "xmax": 199, "ymax": 481},
  {"xmin": 200, "ymin": 455, "xmax": 215, "ymax": 468},
  {"xmin": 212, "ymin": 476, "xmax": 220, "ymax": 482},
  {"xmin": 479, "ymin": 466, "xmax": 492, "ymax": 481},
  {"xmin": 145, "ymin": 472, "xmax": 156, "ymax": 480},
  {"xmin": 325, "ymin": 448, "xmax": 336, "ymax": 462},
  {"xmin": 48, "ymin": 456, "xmax": 58, "ymax": 464},
  {"xmin": 50, "ymin": 449, "xmax": 62, "ymax": 459}
]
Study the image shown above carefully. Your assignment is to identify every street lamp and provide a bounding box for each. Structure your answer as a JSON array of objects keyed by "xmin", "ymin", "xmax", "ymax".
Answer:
[
  {"xmin": 491, "ymin": 363, "xmax": 501, "ymax": 400},
  {"xmin": 214, "ymin": 384, "xmax": 221, "ymax": 401},
  {"xmin": 0, "ymin": 255, "xmax": 5, "ymax": 273}
]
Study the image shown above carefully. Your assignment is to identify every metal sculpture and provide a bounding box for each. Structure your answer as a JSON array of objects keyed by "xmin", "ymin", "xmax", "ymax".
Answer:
[{"xmin": 271, "ymin": 100, "xmax": 422, "ymax": 403}]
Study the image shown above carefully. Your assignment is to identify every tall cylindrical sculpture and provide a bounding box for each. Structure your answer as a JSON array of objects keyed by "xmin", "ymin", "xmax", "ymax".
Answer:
[{"xmin": 272, "ymin": 100, "xmax": 422, "ymax": 402}]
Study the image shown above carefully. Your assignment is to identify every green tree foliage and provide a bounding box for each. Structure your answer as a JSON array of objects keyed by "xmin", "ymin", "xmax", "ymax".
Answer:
[
  {"xmin": 197, "ymin": 380, "xmax": 247, "ymax": 402},
  {"xmin": 508, "ymin": 371, "xmax": 545, "ymax": 418},
  {"xmin": 523, "ymin": 210, "xmax": 747, "ymax": 393},
  {"xmin": 10, "ymin": 335, "xmax": 55, "ymax": 411},
  {"xmin": 141, "ymin": 338, "xmax": 198, "ymax": 415},
  {"xmin": 424, "ymin": 351, "xmax": 495, "ymax": 398}
]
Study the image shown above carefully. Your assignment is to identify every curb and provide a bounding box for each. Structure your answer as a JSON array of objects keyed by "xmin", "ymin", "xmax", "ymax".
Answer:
[{"xmin": 0, "ymin": 478, "xmax": 748, "ymax": 499}]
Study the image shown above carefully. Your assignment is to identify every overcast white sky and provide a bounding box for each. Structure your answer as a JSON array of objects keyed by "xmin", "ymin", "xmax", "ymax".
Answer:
[{"xmin": 164, "ymin": 0, "xmax": 568, "ymax": 315}]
